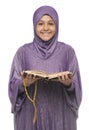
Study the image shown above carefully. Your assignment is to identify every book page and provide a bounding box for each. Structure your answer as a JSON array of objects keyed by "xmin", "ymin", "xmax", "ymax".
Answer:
[
  {"xmin": 22, "ymin": 70, "xmax": 47, "ymax": 78},
  {"xmin": 47, "ymin": 71, "xmax": 71, "ymax": 79}
]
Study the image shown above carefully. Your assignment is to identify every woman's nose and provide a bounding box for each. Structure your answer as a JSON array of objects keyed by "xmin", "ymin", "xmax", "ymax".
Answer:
[{"xmin": 43, "ymin": 24, "xmax": 49, "ymax": 30}]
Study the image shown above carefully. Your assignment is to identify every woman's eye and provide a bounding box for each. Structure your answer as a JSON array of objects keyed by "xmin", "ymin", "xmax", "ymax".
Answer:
[
  {"xmin": 38, "ymin": 22, "xmax": 43, "ymax": 25},
  {"xmin": 48, "ymin": 22, "xmax": 54, "ymax": 25}
]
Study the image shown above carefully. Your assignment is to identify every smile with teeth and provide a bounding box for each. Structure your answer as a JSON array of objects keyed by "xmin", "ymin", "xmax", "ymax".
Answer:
[{"xmin": 41, "ymin": 32, "xmax": 51, "ymax": 35}]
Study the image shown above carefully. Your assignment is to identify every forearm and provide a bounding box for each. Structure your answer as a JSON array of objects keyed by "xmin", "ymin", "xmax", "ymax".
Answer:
[{"xmin": 9, "ymin": 78, "xmax": 26, "ymax": 113}]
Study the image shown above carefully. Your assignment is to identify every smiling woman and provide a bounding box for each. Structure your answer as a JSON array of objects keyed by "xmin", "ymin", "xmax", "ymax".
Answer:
[
  {"xmin": 8, "ymin": 5, "xmax": 82, "ymax": 130},
  {"xmin": 36, "ymin": 15, "xmax": 56, "ymax": 41}
]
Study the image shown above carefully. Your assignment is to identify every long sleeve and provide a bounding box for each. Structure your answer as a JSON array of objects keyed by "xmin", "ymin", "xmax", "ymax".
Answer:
[
  {"xmin": 64, "ymin": 47, "xmax": 82, "ymax": 118},
  {"xmin": 8, "ymin": 47, "xmax": 26, "ymax": 113}
]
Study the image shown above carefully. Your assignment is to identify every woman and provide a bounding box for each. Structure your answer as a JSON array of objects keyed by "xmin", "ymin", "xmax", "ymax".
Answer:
[{"xmin": 8, "ymin": 5, "xmax": 82, "ymax": 130}]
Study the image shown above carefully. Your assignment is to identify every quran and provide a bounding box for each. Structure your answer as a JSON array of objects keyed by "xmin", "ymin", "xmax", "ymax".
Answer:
[
  {"xmin": 22, "ymin": 70, "xmax": 73, "ymax": 124},
  {"xmin": 22, "ymin": 70, "xmax": 73, "ymax": 80}
]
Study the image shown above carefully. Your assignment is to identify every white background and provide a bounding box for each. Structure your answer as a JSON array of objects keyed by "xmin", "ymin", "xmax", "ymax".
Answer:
[{"xmin": 0, "ymin": 0, "xmax": 89, "ymax": 130}]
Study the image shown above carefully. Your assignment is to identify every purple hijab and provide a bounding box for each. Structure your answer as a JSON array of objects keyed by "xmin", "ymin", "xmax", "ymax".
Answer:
[{"xmin": 33, "ymin": 5, "xmax": 59, "ymax": 59}]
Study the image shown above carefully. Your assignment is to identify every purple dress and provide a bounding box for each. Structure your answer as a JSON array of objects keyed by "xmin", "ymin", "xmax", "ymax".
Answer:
[{"xmin": 8, "ymin": 6, "xmax": 82, "ymax": 130}]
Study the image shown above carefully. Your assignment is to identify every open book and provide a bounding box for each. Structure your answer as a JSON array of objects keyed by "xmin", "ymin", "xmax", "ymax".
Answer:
[
  {"xmin": 22, "ymin": 70, "xmax": 73, "ymax": 80},
  {"xmin": 22, "ymin": 70, "xmax": 73, "ymax": 124}
]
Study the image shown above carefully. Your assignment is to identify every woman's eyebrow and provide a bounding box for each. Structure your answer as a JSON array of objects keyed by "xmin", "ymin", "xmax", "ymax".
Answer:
[{"xmin": 38, "ymin": 20, "xmax": 54, "ymax": 22}]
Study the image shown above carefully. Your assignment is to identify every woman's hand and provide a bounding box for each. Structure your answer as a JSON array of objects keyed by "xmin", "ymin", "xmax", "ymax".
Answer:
[
  {"xmin": 58, "ymin": 72, "xmax": 73, "ymax": 87},
  {"xmin": 21, "ymin": 72, "xmax": 40, "ymax": 87}
]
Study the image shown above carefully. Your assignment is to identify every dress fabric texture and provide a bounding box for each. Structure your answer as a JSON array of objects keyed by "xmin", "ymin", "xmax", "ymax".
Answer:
[{"xmin": 8, "ymin": 6, "xmax": 82, "ymax": 130}]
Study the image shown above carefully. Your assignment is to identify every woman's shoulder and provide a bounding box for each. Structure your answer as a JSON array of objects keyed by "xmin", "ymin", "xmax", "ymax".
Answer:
[
  {"xmin": 58, "ymin": 41, "xmax": 75, "ymax": 52},
  {"xmin": 20, "ymin": 42, "xmax": 33, "ymax": 49},
  {"xmin": 17, "ymin": 42, "xmax": 33, "ymax": 53}
]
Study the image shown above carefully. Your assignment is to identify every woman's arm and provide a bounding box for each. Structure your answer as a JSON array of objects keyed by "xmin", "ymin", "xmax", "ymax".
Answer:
[{"xmin": 8, "ymin": 48, "xmax": 26, "ymax": 113}]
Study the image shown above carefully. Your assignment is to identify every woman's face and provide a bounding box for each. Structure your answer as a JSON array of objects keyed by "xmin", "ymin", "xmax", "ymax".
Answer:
[{"xmin": 36, "ymin": 15, "xmax": 56, "ymax": 41}]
